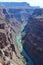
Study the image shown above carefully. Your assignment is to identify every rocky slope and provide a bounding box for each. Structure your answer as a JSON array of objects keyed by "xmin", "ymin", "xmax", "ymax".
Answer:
[
  {"xmin": 0, "ymin": 2, "xmax": 40, "ymax": 65},
  {"xmin": 0, "ymin": 10, "xmax": 26, "ymax": 65},
  {"xmin": 0, "ymin": 2, "xmax": 31, "ymax": 65},
  {"xmin": 0, "ymin": 3, "xmax": 31, "ymax": 65}
]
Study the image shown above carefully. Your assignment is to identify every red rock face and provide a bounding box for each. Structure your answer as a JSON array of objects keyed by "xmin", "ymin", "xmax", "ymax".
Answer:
[{"xmin": 0, "ymin": 63, "xmax": 3, "ymax": 65}]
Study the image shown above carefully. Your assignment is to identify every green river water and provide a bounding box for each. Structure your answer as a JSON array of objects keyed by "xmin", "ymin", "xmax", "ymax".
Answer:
[{"xmin": 16, "ymin": 22, "xmax": 34, "ymax": 65}]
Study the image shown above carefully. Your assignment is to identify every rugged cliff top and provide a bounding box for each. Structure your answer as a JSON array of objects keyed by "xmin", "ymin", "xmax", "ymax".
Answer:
[{"xmin": 0, "ymin": 2, "xmax": 31, "ymax": 9}]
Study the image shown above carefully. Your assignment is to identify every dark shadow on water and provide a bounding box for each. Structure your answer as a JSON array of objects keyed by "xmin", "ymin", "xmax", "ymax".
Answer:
[{"xmin": 21, "ymin": 50, "xmax": 34, "ymax": 65}]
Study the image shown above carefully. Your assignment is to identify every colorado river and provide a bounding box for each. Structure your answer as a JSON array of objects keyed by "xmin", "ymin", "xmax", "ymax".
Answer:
[{"xmin": 16, "ymin": 22, "xmax": 34, "ymax": 65}]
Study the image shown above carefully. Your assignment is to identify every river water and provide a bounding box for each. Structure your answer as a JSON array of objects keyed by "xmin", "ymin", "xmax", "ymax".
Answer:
[{"xmin": 16, "ymin": 22, "xmax": 34, "ymax": 65}]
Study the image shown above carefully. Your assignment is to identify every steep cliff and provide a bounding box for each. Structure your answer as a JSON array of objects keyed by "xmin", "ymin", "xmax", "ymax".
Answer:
[{"xmin": 21, "ymin": 10, "xmax": 43, "ymax": 65}]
